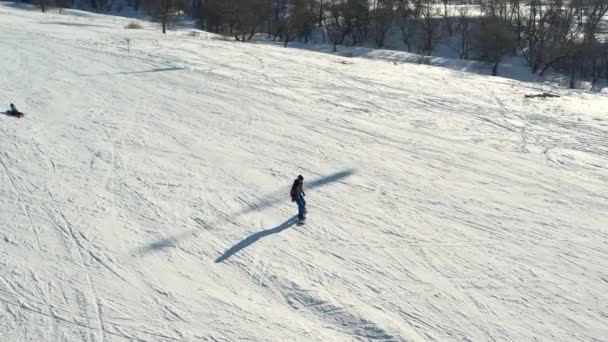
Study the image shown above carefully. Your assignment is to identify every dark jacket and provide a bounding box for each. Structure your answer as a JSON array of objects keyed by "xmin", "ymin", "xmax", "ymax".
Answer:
[{"xmin": 290, "ymin": 179, "xmax": 304, "ymax": 199}]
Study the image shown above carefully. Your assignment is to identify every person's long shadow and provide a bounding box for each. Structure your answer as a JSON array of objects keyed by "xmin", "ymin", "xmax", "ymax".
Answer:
[
  {"xmin": 135, "ymin": 169, "xmax": 354, "ymax": 256},
  {"xmin": 215, "ymin": 216, "xmax": 299, "ymax": 263}
]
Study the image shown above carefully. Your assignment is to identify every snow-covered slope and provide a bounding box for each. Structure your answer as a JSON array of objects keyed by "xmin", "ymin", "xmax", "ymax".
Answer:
[
  {"xmin": 257, "ymin": 37, "xmax": 547, "ymax": 85},
  {"xmin": 1, "ymin": 4, "xmax": 607, "ymax": 341}
]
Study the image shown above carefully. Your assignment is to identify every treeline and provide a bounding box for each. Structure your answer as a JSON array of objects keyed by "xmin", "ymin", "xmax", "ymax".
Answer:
[
  {"xmin": 192, "ymin": 0, "xmax": 608, "ymax": 84},
  {"xmin": 28, "ymin": 0, "xmax": 608, "ymax": 86}
]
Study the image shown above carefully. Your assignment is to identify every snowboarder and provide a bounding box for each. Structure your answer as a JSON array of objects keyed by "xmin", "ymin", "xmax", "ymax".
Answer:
[
  {"xmin": 290, "ymin": 175, "xmax": 306, "ymax": 220},
  {"xmin": 6, "ymin": 103, "xmax": 23, "ymax": 117}
]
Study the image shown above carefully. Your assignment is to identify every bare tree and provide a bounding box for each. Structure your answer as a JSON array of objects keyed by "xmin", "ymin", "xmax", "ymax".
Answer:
[
  {"xmin": 232, "ymin": 0, "xmax": 271, "ymax": 41},
  {"xmin": 451, "ymin": 5, "xmax": 475, "ymax": 59},
  {"xmin": 537, "ymin": 4, "xmax": 580, "ymax": 76},
  {"xmin": 579, "ymin": 0, "xmax": 608, "ymax": 42},
  {"xmin": 508, "ymin": 0, "xmax": 525, "ymax": 48},
  {"xmin": 348, "ymin": 0, "xmax": 370, "ymax": 45},
  {"xmin": 144, "ymin": 0, "xmax": 183, "ymax": 33},
  {"xmin": 195, "ymin": 0, "xmax": 222, "ymax": 32},
  {"xmin": 132, "ymin": 0, "xmax": 142, "ymax": 11},
  {"xmin": 587, "ymin": 41, "xmax": 605, "ymax": 89},
  {"xmin": 480, "ymin": 0, "xmax": 510, "ymax": 21},
  {"xmin": 601, "ymin": 41, "xmax": 608, "ymax": 86},
  {"xmin": 317, "ymin": 0, "xmax": 326, "ymax": 43},
  {"xmin": 370, "ymin": 0, "xmax": 395, "ymax": 48},
  {"xmin": 518, "ymin": 0, "xmax": 571, "ymax": 73},
  {"xmin": 474, "ymin": 15, "xmax": 516, "ymax": 76},
  {"xmin": 269, "ymin": 0, "xmax": 289, "ymax": 40},
  {"xmin": 575, "ymin": 0, "xmax": 608, "ymax": 86},
  {"xmin": 418, "ymin": 0, "xmax": 442, "ymax": 55},
  {"xmin": 396, "ymin": 0, "xmax": 420, "ymax": 52},
  {"xmin": 440, "ymin": 0, "xmax": 454, "ymax": 36},
  {"xmin": 57, "ymin": 0, "xmax": 71, "ymax": 13},
  {"xmin": 283, "ymin": 0, "xmax": 316, "ymax": 47},
  {"xmin": 33, "ymin": 0, "xmax": 52, "ymax": 13},
  {"xmin": 325, "ymin": 0, "xmax": 352, "ymax": 51}
]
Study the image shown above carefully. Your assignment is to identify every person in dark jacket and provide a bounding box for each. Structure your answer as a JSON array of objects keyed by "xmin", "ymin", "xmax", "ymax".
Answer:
[
  {"xmin": 6, "ymin": 103, "xmax": 23, "ymax": 117},
  {"xmin": 290, "ymin": 175, "xmax": 306, "ymax": 220}
]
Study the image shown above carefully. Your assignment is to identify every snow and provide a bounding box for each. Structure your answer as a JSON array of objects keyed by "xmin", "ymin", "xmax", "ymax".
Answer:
[
  {"xmin": 255, "ymin": 37, "xmax": 581, "ymax": 89},
  {"xmin": 1, "ymin": 3, "xmax": 608, "ymax": 341}
]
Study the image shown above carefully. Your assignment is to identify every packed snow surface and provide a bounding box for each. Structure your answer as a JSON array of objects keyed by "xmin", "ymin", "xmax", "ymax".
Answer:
[{"xmin": 1, "ymin": 4, "xmax": 607, "ymax": 341}]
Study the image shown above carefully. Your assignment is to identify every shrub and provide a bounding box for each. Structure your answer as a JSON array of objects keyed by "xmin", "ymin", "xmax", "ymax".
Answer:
[{"xmin": 124, "ymin": 22, "xmax": 143, "ymax": 29}]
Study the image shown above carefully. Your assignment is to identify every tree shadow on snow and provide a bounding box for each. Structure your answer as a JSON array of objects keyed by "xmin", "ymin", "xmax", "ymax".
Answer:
[
  {"xmin": 79, "ymin": 67, "xmax": 185, "ymax": 77},
  {"xmin": 38, "ymin": 21, "xmax": 110, "ymax": 28},
  {"xmin": 135, "ymin": 169, "xmax": 354, "ymax": 257},
  {"xmin": 134, "ymin": 230, "xmax": 194, "ymax": 255},
  {"xmin": 215, "ymin": 216, "xmax": 299, "ymax": 263}
]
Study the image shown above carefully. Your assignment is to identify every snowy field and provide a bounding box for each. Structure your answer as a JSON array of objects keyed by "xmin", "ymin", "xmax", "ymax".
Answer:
[{"xmin": 1, "ymin": 3, "xmax": 608, "ymax": 341}]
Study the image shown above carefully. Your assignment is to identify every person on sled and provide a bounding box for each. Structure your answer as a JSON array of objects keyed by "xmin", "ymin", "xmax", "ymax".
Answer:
[{"xmin": 6, "ymin": 103, "xmax": 23, "ymax": 117}]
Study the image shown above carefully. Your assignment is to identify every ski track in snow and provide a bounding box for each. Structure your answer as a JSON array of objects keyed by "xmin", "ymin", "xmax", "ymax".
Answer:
[{"xmin": 1, "ymin": 4, "xmax": 608, "ymax": 341}]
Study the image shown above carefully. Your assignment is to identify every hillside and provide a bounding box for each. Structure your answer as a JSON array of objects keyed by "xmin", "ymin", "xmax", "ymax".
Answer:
[{"xmin": 0, "ymin": 4, "xmax": 607, "ymax": 341}]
